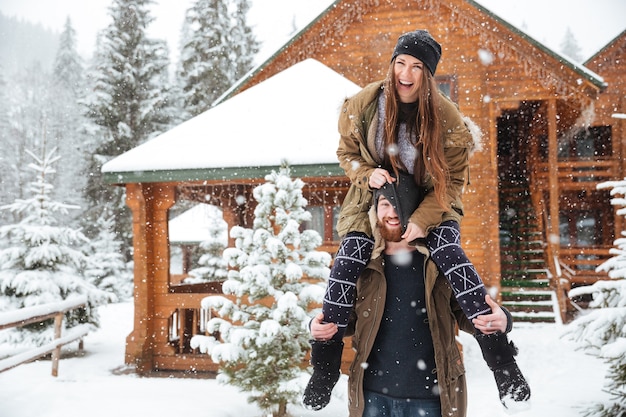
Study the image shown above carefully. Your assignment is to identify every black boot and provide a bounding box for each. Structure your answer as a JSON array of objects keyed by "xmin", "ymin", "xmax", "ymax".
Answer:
[
  {"xmin": 302, "ymin": 340, "xmax": 344, "ymax": 410},
  {"xmin": 475, "ymin": 332, "xmax": 531, "ymax": 409}
]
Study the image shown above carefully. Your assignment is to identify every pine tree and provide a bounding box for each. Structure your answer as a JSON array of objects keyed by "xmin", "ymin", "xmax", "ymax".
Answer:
[
  {"xmin": 49, "ymin": 17, "xmax": 88, "ymax": 220},
  {"xmin": 191, "ymin": 166, "xmax": 329, "ymax": 417},
  {"xmin": 0, "ymin": 67, "xmax": 10, "ymax": 220},
  {"xmin": 53, "ymin": 17, "xmax": 83, "ymax": 95},
  {"xmin": 0, "ymin": 62, "xmax": 51, "ymax": 225},
  {"xmin": 230, "ymin": 0, "xmax": 259, "ymax": 82},
  {"xmin": 564, "ymin": 179, "xmax": 626, "ymax": 417},
  {"xmin": 83, "ymin": 0, "xmax": 174, "ymax": 253},
  {"xmin": 0, "ymin": 146, "xmax": 113, "ymax": 348},
  {"xmin": 560, "ymin": 26, "xmax": 583, "ymax": 62},
  {"xmin": 84, "ymin": 214, "xmax": 132, "ymax": 300},
  {"xmin": 177, "ymin": 0, "xmax": 259, "ymax": 118},
  {"xmin": 178, "ymin": 0, "xmax": 228, "ymax": 118}
]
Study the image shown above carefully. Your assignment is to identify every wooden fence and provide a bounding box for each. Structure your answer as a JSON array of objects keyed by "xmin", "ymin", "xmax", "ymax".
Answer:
[{"xmin": 0, "ymin": 296, "xmax": 90, "ymax": 376}]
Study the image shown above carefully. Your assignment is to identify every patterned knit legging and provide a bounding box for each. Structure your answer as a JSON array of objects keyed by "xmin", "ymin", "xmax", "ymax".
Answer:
[
  {"xmin": 425, "ymin": 220, "xmax": 490, "ymax": 320},
  {"xmin": 322, "ymin": 221, "xmax": 490, "ymax": 341}
]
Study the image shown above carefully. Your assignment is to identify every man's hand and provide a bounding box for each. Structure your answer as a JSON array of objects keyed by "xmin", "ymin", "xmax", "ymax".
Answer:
[
  {"xmin": 369, "ymin": 168, "xmax": 395, "ymax": 189},
  {"xmin": 472, "ymin": 295, "xmax": 508, "ymax": 334},
  {"xmin": 310, "ymin": 313, "xmax": 338, "ymax": 341},
  {"xmin": 402, "ymin": 222, "xmax": 426, "ymax": 242}
]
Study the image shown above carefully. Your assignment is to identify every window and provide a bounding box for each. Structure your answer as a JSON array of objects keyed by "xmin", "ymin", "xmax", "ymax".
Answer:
[
  {"xmin": 332, "ymin": 206, "xmax": 341, "ymax": 242},
  {"xmin": 558, "ymin": 126, "xmax": 612, "ymax": 160},
  {"xmin": 301, "ymin": 204, "xmax": 342, "ymax": 244},
  {"xmin": 302, "ymin": 206, "xmax": 325, "ymax": 239},
  {"xmin": 436, "ymin": 75, "xmax": 457, "ymax": 103},
  {"xmin": 559, "ymin": 210, "xmax": 602, "ymax": 248}
]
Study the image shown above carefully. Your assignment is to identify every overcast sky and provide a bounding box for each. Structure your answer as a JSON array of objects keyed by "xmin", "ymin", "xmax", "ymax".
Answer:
[
  {"xmin": 0, "ymin": 0, "xmax": 331, "ymax": 63},
  {"xmin": 0, "ymin": 0, "xmax": 624, "ymax": 62}
]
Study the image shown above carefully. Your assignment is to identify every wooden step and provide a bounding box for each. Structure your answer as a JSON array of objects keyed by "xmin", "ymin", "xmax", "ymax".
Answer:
[
  {"xmin": 500, "ymin": 289, "xmax": 558, "ymax": 323},
  {"xmin": 501, "ymin": 278, "xmax": 550, "ymax": 288}
]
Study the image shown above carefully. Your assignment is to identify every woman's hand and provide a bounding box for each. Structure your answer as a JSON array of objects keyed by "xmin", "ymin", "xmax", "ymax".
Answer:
[
  {"xmin": 402, "ymin": 222, "xmax": 426, "ymax": 241},
  {"xmin": 472, "ymin": 295, "xmax": 508, "ymax": 334},
  {"xmin": 368, "ymin": 168, "xmax": 395, "ymax": 189},
  {"xmin": 310, "ymin": 313, "xmax": 338, "ymax": 341}
]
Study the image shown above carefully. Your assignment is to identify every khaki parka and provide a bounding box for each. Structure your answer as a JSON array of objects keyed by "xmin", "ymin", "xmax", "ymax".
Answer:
[
  {"xmin": 344, "ymin": 207, "xmax": 476, "ymax": 417},
  {"xmin": 336, "ymin": 81, "xmax": 476, "ymax": 238}
]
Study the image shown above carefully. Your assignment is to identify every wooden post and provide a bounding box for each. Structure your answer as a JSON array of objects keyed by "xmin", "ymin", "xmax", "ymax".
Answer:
[
  {"xmin": 51, "ymin": 313, "xmax": 63, "ymax": 377},
  {"xmin": 547, "ymin": 98, "xmax": 567, "ymax": 321},
  {"xmin": 124, "ymin": 183, "xmax": 151, "ymax": 372},
  {"xmin": 222, "ymin": 206, "xmax": 238, "ymax": 249},
  {"xmin": 547, "ymin": 99, "xmax": 560, "ymax": 258},
  {"xmin": 147, "ymin": 183, "xmax": 176, "ymax": 369},
  {"xmin": 486, "ymin": 100, "xmax": 502, "ymax": 296}
]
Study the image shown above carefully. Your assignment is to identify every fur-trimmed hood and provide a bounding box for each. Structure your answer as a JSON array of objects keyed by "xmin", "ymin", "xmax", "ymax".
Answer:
[{"xmin": 462, "ymin": 114, "xmax": 484, "ymax": 155}]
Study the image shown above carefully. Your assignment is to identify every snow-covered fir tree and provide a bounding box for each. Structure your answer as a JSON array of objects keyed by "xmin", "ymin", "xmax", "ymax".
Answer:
[
  {"xmin": 230, "ymin": 0, "xmax": 259, "ymax": 83},
  {"xmin": 563, "ymin": 179, "xmax": 626, "ymax": 417},
  {"xmin": 177, "ymin": 0, "xmax": 259, "ymax": 118},
  {"xmin": 0, "ymin": 67, "xmax": 9, "ymax": 216},
  {"xmin": 560, "ymin": 26, "xmax": 583, "ymax": 63},
  {"xmin": 0, "ymin": 146, "xmax": 113, "ymax": 348},
  {"xmin": 186, "ymin": 211, "xmax": 228, "ymax": 283},
  {"xmin": 191, "ymin": 166, "xmax": 329, "ymax": 417},
  {"xmin": 0, "ymin": 62, "xmax": 51, "ymax": 225},
  {"xmin": 178, "ymin": 0, "xmax": 229, "ymax": 118},
  {"xmin": 84, "ymin": 214, "xmax": 133, "ymax": 300},
  {"xmin": 83, "ymin": 0, "xmax": 174, "ymax": 253},
  {"xmin": 52, "ymin": 17, "xmax": 83, "ymax": 95},
  {"xmin": 49, "ymin": 16, "xmax": 88, "ymax": 220}
]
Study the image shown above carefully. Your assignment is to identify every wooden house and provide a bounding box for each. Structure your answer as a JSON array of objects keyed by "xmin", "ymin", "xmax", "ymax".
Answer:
[
  {"xmin": 583, "ymin": 30, "xmax": 626, "ymax": 282},
  {"xmin": 103, "ymin": 0, "xmax": 622, "ymax": 374}
]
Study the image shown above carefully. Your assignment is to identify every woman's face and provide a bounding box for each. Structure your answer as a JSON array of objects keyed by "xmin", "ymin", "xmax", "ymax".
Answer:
[{"xmin": 393, "ymin": 54, "xmax": 424, "ymax": 103}]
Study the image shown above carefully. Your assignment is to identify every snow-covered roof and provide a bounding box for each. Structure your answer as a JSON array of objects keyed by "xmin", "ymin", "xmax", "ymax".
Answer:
[
  {"xmin": 102, "ymin": 58, "xmax": 361, "ymax": 184},
  {"xmin": 168, "ymin": 204, "xmax": 222, "ymax": 244}
]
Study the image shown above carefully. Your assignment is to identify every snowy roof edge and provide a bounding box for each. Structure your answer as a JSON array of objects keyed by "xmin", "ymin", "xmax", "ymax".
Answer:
[
  {"xmin": 213, "ymin": 0, "xmax": 341, "ymax": 106},
  {"xmin": 584, "ymin": 28, "xmax": 626, "ymax": 65},
  {"xmin": 103, "ymin": 163, "xmax": 345, "ymax": 185}
]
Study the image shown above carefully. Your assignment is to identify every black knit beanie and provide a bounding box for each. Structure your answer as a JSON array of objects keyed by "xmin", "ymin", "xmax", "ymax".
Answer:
[
  {"xmin": 390, "ymin": 29, "xmax": 442, "ymax": 76},
  {"xmin": 374, "ymin": 172, "xmax": 424, "ymax": 233}
]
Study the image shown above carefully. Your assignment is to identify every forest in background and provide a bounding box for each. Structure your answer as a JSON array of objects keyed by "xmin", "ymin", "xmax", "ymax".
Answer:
[
  {"xmin": 0, "ymin": 13, "xmax": 59, "ymax": 74},
  {"xmin": 0, "ymin": 0, "xmax": 258, "ymax": 347},
  {"xmin": 0, "ymin": 0, "xmax": 258, "ymax": 235}
]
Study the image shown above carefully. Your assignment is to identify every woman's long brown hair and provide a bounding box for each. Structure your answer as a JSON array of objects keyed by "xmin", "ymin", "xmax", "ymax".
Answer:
[{"xmin": 382, "ymin": 61, "xmax": 450, "ymax": 211}]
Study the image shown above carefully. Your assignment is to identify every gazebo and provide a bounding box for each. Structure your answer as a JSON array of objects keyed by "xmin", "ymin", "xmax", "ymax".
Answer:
[{"xmin": 102, "ymin": 59, "xmax": 360, "ymax": 373}]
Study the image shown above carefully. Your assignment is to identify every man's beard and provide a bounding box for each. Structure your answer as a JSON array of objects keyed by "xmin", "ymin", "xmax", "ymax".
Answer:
[{"xmin": 377, "ymin": 218, "xmax": 403, "ymax": 242}]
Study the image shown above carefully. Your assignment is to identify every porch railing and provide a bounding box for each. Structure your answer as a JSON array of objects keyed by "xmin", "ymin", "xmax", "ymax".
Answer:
[{"xmin": 534, "ymin": 159, "xmax": 619, "ymax": 188}]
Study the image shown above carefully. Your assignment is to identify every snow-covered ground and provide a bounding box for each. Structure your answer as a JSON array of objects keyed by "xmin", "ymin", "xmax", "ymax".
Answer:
[{"xmin": 0, "ymin": 301, "xmax": 610, "ymax": 417}]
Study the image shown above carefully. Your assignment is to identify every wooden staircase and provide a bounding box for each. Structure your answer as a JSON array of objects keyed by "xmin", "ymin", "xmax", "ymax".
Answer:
[{"xmin": 498, "ymin": 185, "xmax": 559, "ymax": 323}]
